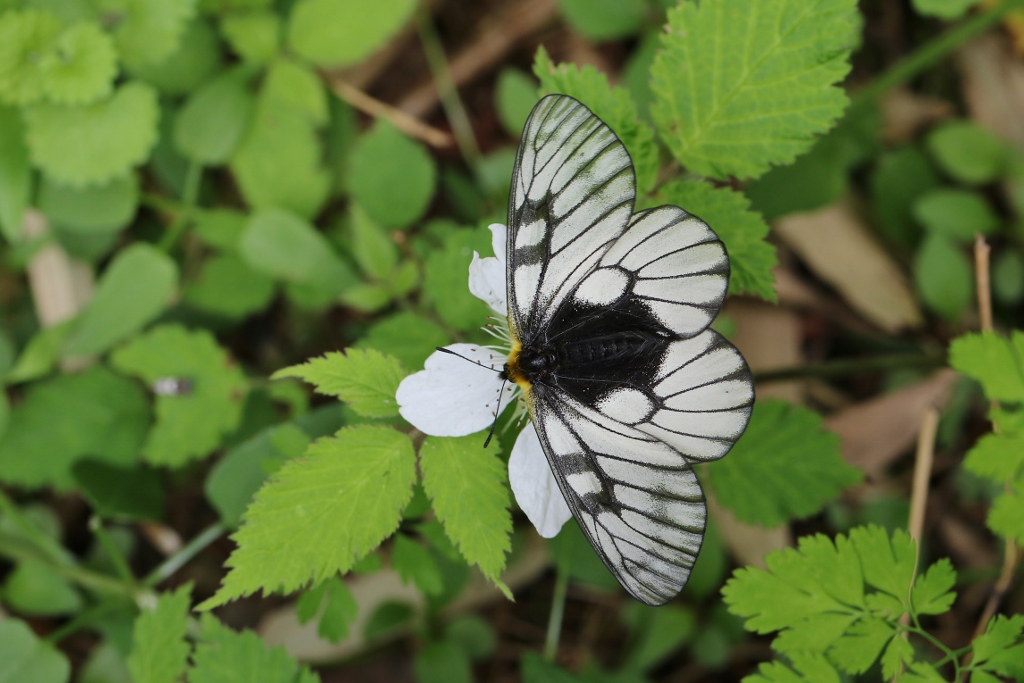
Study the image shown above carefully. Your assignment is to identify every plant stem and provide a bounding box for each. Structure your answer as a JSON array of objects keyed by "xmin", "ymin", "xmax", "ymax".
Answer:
[
  {"xmin": 159, "ymin": 161, "xmax": 203, "ymax": 252},
  {"xmin": 543, "ymin": 563, "xmax": 569, "ymax": 662},
  {"xmin": 852, "ymin": 0, "xmax": 1024, "ymax": 107},
  {"xmin": 0, "ymin": 530, "xmax": 136, "ymax": 598},
  {"xmin": 143, "ymin": 522, "xmax": 225, "ymax": 587},
  {"xmin": 90, "ymin": 517, "xmax": 136, "ymax": 584},
  {"xmin": 44, "ymin": 601, "xmax": 123, "ymax": 645},
  {"xmin": 752, "ymin": 352, "xmax": 944, "ymax": 383},
  {"xmin": 0, "ymin": 489, "xmax": 73, "ymax": 566}
]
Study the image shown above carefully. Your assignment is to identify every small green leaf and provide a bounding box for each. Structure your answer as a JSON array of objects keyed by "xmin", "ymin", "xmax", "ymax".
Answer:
[
  {"xmin": 495, "ymin": 68, "xmax": 538, "ymax": 138},
  {"xmin": 40, "ymin": 21, "xmax": 118, "ymax": 105},
  {"xmin": 620, "ymin": 603, "xmax": 696, "ymax": 672},
  {"xmin": 444, "ymin": 615, "xmax": 496, "ymax": 661},
  {"xmin": 127, "ymin": 584, "xmax": 191, "ymax": 683},
  {"xmin": 193, "ymin": 208, "xmax": 247, "ymax": 251},
  {"xmin": 926, "ymin": 120, "xmax": 1006, "ymax": 185},
  {"xmin": 910, "ymin": 558, "xmax": 956, "ymax": 615},
  {"xmin": 355, "ymin": 312, "xmax": 448, "ymax": 371},
  {"xmin": 871, "ymin": 145, "xmax": 941, "ymax": 249},
  {"xmin": 911, "ymin": 0, "xmax": 982, "ymax": 18},
  {"xmin": 220, "ymin": 10, "xmax": 279, "ymax": 65},
  {"xmin": 295, "ymin": 577, "xmax": 358, "ymax": 643},
  {"xmin": 0, "ymin": 619, "xmax": 71, "ymax": 683},
  {"xmin": 263, "ymin": 57, "xmax": 327, "ymax": 126},
  {"xmin": 110, "ymin": 324, "xmax": 248, "ymax": 467},
  {"xmin": 827, "ymin": 617, "xmax": 893, "ymax": 674},
  {"xmin": 201, "ymin": 426, "xmax": 416, "ymax": 607},
  {"xmin": 880, "ymin": 633, "xmax": 915, "ymax": 679},
  {"xmin": 349, "ymin": 122, "xmax": 436, "ymax": 229},
  {"xmin": 706, "ymin": 400, "xmax": 861, "ymax": 526},
  {"xmin": 992, "ymin": 249, "xmax": 1024, "ymax": 306},
  {"xmin": 392, "ymin": 534, "xmax": 444, "ymax": 595},
  {"xmin": 350, "ymin": 204, "xmax": 399, "ymax": 280},
  {"xmin": 2, "ymin": 560, "xmax": 82, "ymax": 616},
  {"xmin": 5, "ymin": 320, "xmax": 74, "ymax": 384},
  {"xmin": 0, "ymin": 10, "xmax": 64, "ymax": 106},
  {"xmin": 413, "ymin": 641, "xmax": 472, "ymax": 683},
  {"xmin": 912, "ymin": 189, "xmax": 999, "ymax": 242},
  {"xmin": 38, "ymin": 173, "xmax": 139, "ymax": 234},
  {"xmin": 287, "ymin": 0, "xmax": 416, "ymax": 67},
  {"xmin": 949, "ymin": 331, "xmax": 1024, "ymax": 402},
  {"xmin": 126, "ymin": 18, "xmax": 220, "ymax": 96},
  {"xmin": 24, "ymin": 81, "xmax": 160, "ymax": 187},
  {"xmin": 742, "ymin": 653, "xmax": 842, "ymax": 683},
  {"xmin": 108, "ymin": 0, "xmax": 197, "ymax": 69},
  {"xmin": 0, "ymin": 106, "xmax": 31, "ymax": 241},
  {"xmin": 274, "ymin": 347, "xmax": 406, "ymax": 418},
  {"xmin": 914, "ymin": 234, "xmax": 972, "ymax": 321},
  {"xmin": 189, "ymin": 614, "xmax": 321, "ymax": 683},
  {"xmin": 72, "ymin": 460, "xmax": 165, "ymax": 520},
  {"xmin": 988, "ymin": 492, "xmax": 1024, "ymax": 545},
  {"xmin": 848, "ymin": 525, "xmax": 916, "ymax": 605},
  {"xmin": 972, "ymin": 614, "xmax": 1024, "ymax": 674},
  {"xmin": 650, "ymin": 0, "xmax": 858, "ymax": 180},
  {"xmin": 339, "ymin": 283, "xmax": 393, "ymax": 312},
  {"xmin": 419, "ymin": 435, "xmax": 512, "ymax": 592},
  {"xmin": 174, "ymin": 70, "xmax": 255, "ymax": 165},
  {"xmin": 655, "ymin": 180, "xmax": 777, "ymax": 301},
  {"xmin": 64, "ymin": 243, "xmax": 178, "ymax": 357},
  {"xmin": 963, "ymin": 432, "xmax": 1024, "ymax": 484},
  {"xmin": 184, "ymin": 254, "xmax": 276, "ymax": 319},
  {"xmin": 422, "ymin": 227, "xmax": 492, "ymax": 331},
  {"xmin": 521, "ymin": 652, "xmax": 582, "ymax": 683},
  {"xmin": 556, "ymin": 0, "xmax": 647, "ymax": 40}
]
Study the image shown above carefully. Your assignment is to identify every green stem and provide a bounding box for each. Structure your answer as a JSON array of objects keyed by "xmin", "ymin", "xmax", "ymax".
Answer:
[
  {"xmin": 89, "ymin": 517, "xmax": 136, "ymax": 584},
  {"xmin": 752, "ymin": 352, "xmax": 944, "ymax": 383},
  {"xmin": 159, "ymin": 161, "xmax": 203, "ymax": 252},
  {"xmin": 44, "ymin": 601, "xmax": 123, "ymax": 645},
  {"xmin": 904, "ymin": 621, "xmax": 960, "ymax": 679},
  {"xmin": 0, "ymin": 489, "xmax": 73, "ymax": 566},
  {"xmin": 143, "ymin": 522, "xmax": 225, "ymax": 587},
  {"xmin": 0, "ymin": 531, "xmax": 135, "ymax": 598},
  {"xmin": 853, "ymin": 0, "xmax": 1024, "ymax": 107},
  {"xmin": 543, "ymin": 563, "xmax": 569, "ymax": 662},
  {"xmin": 415, "ymin": 7, "xmax": 483, "ymax": 176}
]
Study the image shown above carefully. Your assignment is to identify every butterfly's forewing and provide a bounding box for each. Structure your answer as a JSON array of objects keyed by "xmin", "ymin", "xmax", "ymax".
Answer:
[{"xmin": 507, "ymin": 95, "xmax": 753, "ymax": 605}]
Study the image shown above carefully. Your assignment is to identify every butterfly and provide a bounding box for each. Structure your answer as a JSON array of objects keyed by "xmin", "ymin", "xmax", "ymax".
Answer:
[{"xmin": 499, "ymin": 94, "xmax": 754, "ymax": 606}]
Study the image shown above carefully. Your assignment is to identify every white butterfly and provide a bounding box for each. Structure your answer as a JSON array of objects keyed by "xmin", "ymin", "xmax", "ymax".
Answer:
[{"xmin": 500, "ymin": 94, "xmax": 754, "ymax": 605}]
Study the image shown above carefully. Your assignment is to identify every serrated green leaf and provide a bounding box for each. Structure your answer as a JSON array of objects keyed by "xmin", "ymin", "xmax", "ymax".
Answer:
[
  {"xmin": 556, "ymin": 0, "xmax": 647, "ymax": 40},
  {"xmin": 263, "ymin": 57, "xmax": 327, "ymax": 126},
  {"xmin": 650, "ymin": 0, "xmax": 858, "ymax": 180},
  {"xmin": 201, "ymin": 425, "xmax": 416, "ymax": 607},
  {"xmin": 349, "ymin": 121, "xmax": 436, "ymax": 229},
  {"xmin": 949, "ymin": 331, "xmax": 1024, "ymax": 402},
  {"xmin": 495, "ymin": 68, "xmax": 538, "ymax": 138},
  {"xmin": 72, "ymin": 459, "xmax": 165, "ymax": 520},
  {"xmin": 350, "ymin": 204, "xmax": 398, "ymax": 280},
  {"xmin": 422, "ymin": 227, "xmax": 492, "ymax": 331},
  {"xmin": 707, "ymin": 400, "xmax": 859, "ymax": 526},
  {"xmin": 419, "ymin": 435, "xmax": 512, "ymax": 592},
  {"xmin": 38, "ymin": 173, "xmax": 138, "ymax": 234},
  {"xmin": 287, "ymin": 0, "xmax": 416, "ymax": 67},
  {"xmin": 184, "ymin": 254, "xmax": 276, "ymax": 319},
  {"xmin": 534, "ymin": 47, "xmax": 658, "ymax": 195},
  {"xmin": 0, "ymin": 10, "xmax": 64, "ymax": 106},
  {"xmin": 914, "ymin": 234, "xmax": 972, "ymax": 321},
  {"xmin": 126, "ymin": 18, "xmax": 221, "ymax": 96},
  {"xmin": 0, "ymin": 106, "xmax": 34, "ymax": 241},
  {"xmin": 0, "ymin": 619, "xmax": 71, "ymax": 683},
  {"xmin": 190, "ymin": 614, "xmax": 321, "ymax": 683},
  {"xmin": 174, "ymin": 69, "xmax": 255, "ymax": 165},
  {"xmin": 40, "ymin": 21, "xmax": 117, "ymax": 105},
  {"xmin": 355, "ymin": 311, "xmax": 448, "ymax": 370},
  {"xmin": 743, "ymin": 653, "xmax": 842, "ymax": 683},
  {"xmin": 295, "ymin": 576, "xmax": 357, "ymax": 643},
  {"xmin": 910, "ymin": 558, "xmax": 956, "ymax": 615},
  {"xmin": 881, "ymin": 633, "xmax": 915, "ymax": 679},
  {"xmin": 126, "ymin": 584, "xmax": 191, "ymax": 683},
  {"xmin": 2, "ymin": 559, "xmax": 82, "ymax": 616},
  {"xmin": 230, "ymin": 98, "xmax": 330, "ymax": 219},
  {"xmin": 911, "ymin": 0, "xmax": 982, "ymax": 18},
  {"xmin": 926, "ymin": 120, "xmax": 1005, "ymax": 185},
  {"xmin": 0, "ymin": 366, "xmax": 149, "ymax": 489},
  {"xmin": 913, "ymin": 189, "xmax": 999, "ymax": 242},
  {"xmin": 24, "ymin": 81, "xmax": 160, "ymax": 187},
  {"xmin": 849, "ymin": 526, "xmax": 916, "ymax": 605},
  {"xmin": 274, "ymin": 347, "xmax": 405, "ymax": 418},
  {"xmin": 108, "ymin": 0, "xmax": 197, "ymax": 68},
  {"xmin": 64, "ymin": 243, "xmax": 177, "ymax": 357},
  {"xmin": 220, "ymin": 10, "xmax": 279, "ymax": 65},
  {"xmin": 972, "ymin": 614, "xmax": 1024, "ymax": 674},
  {"xmin": 827, "ymin": 617, "xmax": 893, "ymax": 674},
  {"xmin": 988, "ymin": 491, "xmax": 1024, "ymax": 544},
  {"xmin": 964, "ymin": 433, "xmax": 1024, "ymax": 485},
  {"xmin": 110, "ymin": 324, "xmax": 248, "ymax": 467},
  {"xmin": 654, "ymin": 180, "xmax": 777, "ymax": 301},
  {"xmin": 392, "ymin": 533, "xmax": 444, "ymax": 596},
  {"xmin": 240, "ymin": 207, "xmax": 355, "ymax": 295}
]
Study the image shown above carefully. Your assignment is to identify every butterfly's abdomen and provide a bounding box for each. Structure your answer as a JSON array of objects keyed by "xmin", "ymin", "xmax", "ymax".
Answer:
[{"xmin": 558, "ymin": 332, "xmax": 658, "ymax": 370}]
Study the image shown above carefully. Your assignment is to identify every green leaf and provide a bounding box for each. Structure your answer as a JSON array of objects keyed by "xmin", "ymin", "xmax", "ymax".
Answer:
[
  {"xmin": 189, "ymin": 614, "xmax": 321, "ymax": 683},
  {"xmin": 413, "ymin": 641, "xmax": 472, "ymax": 683},
  {"xmin": 126, "ymin": 18, "xmax": 221, "ymax": 96},
  {"xmin": 38, "ymin": 173, "xmax": 138, "ymax": 234},
  {"xmin": 287, "ymin": 0, "xmax": 416, "ymax": 68},
  {"xmin": 620, "ymin": 603, "xmax": 696, "ymax": 672},
  {"xmin": 913, "ymin": 234, "xmax": 972, "ymax": 321},
  {"xmin": 339, "ymin": 282, "xmax": 393, "ymax": 313},
  {"xmin": 848, "ymin": 525, "xmax": 915, "ymax": 605},
  {"xmin": 0, "ymin": 106, "xmax": 34, "ymax": 241},
  {"xmin": 201, "ymin": 425, "xmax": 416, "ymax": 607},
  {"xmin": 5, "ymin": 320, "xmax": 74, "ymax": 384},
  {"xmin": 827, "ymin": 617, "xmax": 893, "ymax": 674},
  {"xmin": 40, "ymin": 21, "xmax": 118, "ymax": 105},
  {"xmin": 392, "ymin": 533, "xmax": 444, "ymax": 595},
  {"xmin": 422, "ymin": 227, "xmax": 492, "ymax": 331},
  {"xmin": 107, "ymin": 0, "xmax": 197, "ymax": 69},
  {"xmin": 650, "ymin": 0, "xmax": 858, "ymax": 180},
  {"xmin": 193, "ymin": 208, "xmax": 247, "ymax": 251},
  {"xmin": 926, "ymin": 120, "xmax": 1005, "ymax": 185},
  {"xmin": 126, "ymin": 584, "xmax": 191, "ymax": 683},
  {"xmin": 419, "ymin": 435, "xmax": 512, "ymax": 593},
  {"xmin": 949, "ymin": 330, "xmax": 1024, "ymax": 402},
  {"xmin": 355, "ymin": 311, "xmax": 448, "ymax": 370},
  {"xmin": 0, "ymin": 10, "xmax": 64, "ymax": 106},
  {"xmin": 220, "ymin": 10, "xmax": 279, "ymax": 65},
  {"xmin": 495, "ymin": 68, "xmax": 538, "ymax": 138},
  {"xmin": 64, "ymin": 243, "xmax": 177, "ymax": 357},
  {"xmin": 24, "ymin": 81, "xmax": 160, "ymax": 187},
  {"xmin": 263, "ymin": 57, "xmax": 327, "ymax": 126},
  {"xmin": 880, "ymin": 633, "xmax": 915, "ymax": 680},
  {"xmin": 295, "ymin": 576, "xmax": 358, "ymax": 643},
  {"xmin": 912, "ymin": 189, "xmax": 999, "ymax": 242},
  {"xmin": 742, "ymin": 653, "xmax": 841, "ymax": 683},
  {"xmin": 870, "ymin": 145, "xmax": 941, "ymax": 249},
  {"xmin": 184, "ymin": 254, "xmax": 276, "ymax": 319},
  {"xmin": 963, "ymin": 432, "xmax": 1024, "ymax": 484},
  {"xmin": 972, "ymin": 614, "xmax": 1024, "ymax": 674},
  {"xmin": 534, "ymin": 47, "xmax": 659, "ymax": 195},
  {"xmin": 911, "ymin": 0, "xmax": 982, "ymax": 18},
  {"xmin": 521, "ymin": 652, "xmax": 582, "ymax": 683},
  {"xmin": 110, "ymin": 324, "xmax": 248, "ymax": 467},
  {"xmin": 0, "ymin": 619, "xmax": 71, "ymax": 683},
  {"xmin": 273, "ymin": 347, "xmax": 406, "ymax": 418},
  {"xmin": 992, "ymin": 249, "xmax": 1024, "ymax": 306},
  {"xmin": 0, "ymin": 366, "xmax": 149, "ymax": 489},
  {"xmin": 240, "ymin": 207, "xmax": 355, "ymax": 295},
  {"xmin": 444, "ymin": 615, "xmax": 496, "ymax": 661},
  {"xmin": 909, "ymin": 558, "xmax": 956, "ymax": 615},
  {"xmin": 706, "ymin": 400, "xmax": 860, "ymax": 526},
  {"xmin": 350, "ymin": 204, "xmax": 399, "ymax": 280},
  {"xmin": 231, "ymin": 97, "xmax": 330, "ymax": 219},
  {"xmin": 988, "ymin": 491, "xmax": 1024, "ymax": 544},
  {"xmin": 654, "ymin": 180, "xmax": 777, "ymax": 301},
  {"xmin": 349, "ymin": 121, "xmax": 436, "ymax": 229},
  {"xmin": 72, "ymin": 460, "xmax": 165, "ymax": 520},
  {"xmin": 174, "ymin": 69, "xmax": 255, "ymax": 165},
  {"xmin": 556, "ymin": 0, "xmax": 647, "ymax": 40},
  {"xmin": 2, "ymin": 560, "xmax": 82, "ymax": 616}
]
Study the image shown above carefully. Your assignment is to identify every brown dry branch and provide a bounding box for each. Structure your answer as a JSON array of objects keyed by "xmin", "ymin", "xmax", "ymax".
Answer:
[{"xmin": 325, "ymin": 78, "xmax": 455, "ymax": 149}]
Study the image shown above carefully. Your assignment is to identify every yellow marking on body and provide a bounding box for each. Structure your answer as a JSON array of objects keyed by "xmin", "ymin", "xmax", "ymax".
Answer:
[{"xmin": 505, "ymin": 336, "xmax": 532, "ymax": 395}]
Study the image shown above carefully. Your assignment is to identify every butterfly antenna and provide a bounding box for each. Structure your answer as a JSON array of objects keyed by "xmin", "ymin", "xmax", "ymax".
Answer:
[
  {"xmin": 434, "ymin": 346, "xmax": 502, "ymax": 373},
  {"xmin": 483, "ymin": 378, "xmax": 508, "ymax": 448}
]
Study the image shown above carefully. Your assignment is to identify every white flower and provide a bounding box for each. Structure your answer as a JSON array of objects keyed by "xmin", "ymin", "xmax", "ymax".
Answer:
[{"xmin": 396, "ymin": 224, "xmax": 572, "ymax": 538}]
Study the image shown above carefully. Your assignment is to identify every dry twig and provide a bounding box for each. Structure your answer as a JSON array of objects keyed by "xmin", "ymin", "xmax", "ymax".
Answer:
[{"xmin": 325, "ymin": 78, "xmax": 455, "ymax": 149}]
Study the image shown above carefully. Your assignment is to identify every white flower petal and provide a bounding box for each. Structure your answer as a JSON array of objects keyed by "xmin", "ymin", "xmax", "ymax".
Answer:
[
  {"xmin": 397, "ymin": 344, "xmax": 505, "ymax": 436},
  {"xmin": 509, "ymin": 423, "xmax": 572, "ymax": 538},
  {"xmin": 487, "ymin": 223, "xmax": 507, "ymax": 266},
  {"xmin": 469, "ymin": 252, "xmax": 507, "ymax": 315}
]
